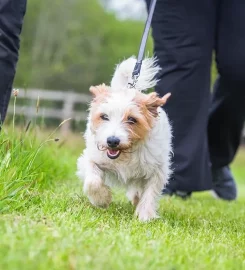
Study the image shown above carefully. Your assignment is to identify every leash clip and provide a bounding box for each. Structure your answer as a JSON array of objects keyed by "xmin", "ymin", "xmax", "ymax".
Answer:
[
  {"xmin": 127, "ymin": 61, "xmax": 142, "ymax": 89},
  {"xmin": 127, "ymin": 74, "xmax": 140, "ymax": 89}
]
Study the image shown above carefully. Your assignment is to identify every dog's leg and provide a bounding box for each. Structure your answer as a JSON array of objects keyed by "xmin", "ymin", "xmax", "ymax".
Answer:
[
  {"xmin": 135, "ymin": 173, "xmax": 163, "ymax": 222},
  {"xmin": 83, "ymin": 161, "xmax": 112, "ymax": 208},
  {"xmin": 126, "ymin": 187, "xmax": 142, "ymax": 206}
]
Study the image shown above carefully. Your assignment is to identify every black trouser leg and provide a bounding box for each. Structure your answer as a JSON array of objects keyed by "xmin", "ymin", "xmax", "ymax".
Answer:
[
  {"xmin": 145, "ymin": 0, "xmax": 215, "ymax": 191},
  {"xmin": 208, "ymin": 0, "xmax": 245, "ymax": 168},
  {"xmin": 0, "ymin": 0, "xmax": 26, "ymax": 123}
]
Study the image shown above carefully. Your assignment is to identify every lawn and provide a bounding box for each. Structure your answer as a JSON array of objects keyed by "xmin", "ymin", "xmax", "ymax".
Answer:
[{"xmin": 0, "ymin": 126, "xmax": 244, "ymax": 270}]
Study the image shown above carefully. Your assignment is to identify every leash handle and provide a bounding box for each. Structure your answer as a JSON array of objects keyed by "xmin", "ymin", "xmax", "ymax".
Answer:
[{"xmin": 128, "ymin": 0, "xmax": 157, "ymax": 88}]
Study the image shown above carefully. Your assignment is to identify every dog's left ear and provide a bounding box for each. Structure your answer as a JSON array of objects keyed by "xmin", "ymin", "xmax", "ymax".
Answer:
[
  {"xmin": 89, "ymin": 83, "xmax": 109, "ymax": 98},
  {"xmin": 145, "ymin": 92, "xmax": 171, "ymax": 117}
]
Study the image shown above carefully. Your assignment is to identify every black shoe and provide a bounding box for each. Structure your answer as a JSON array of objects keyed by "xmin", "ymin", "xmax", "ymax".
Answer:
[
  {"xmin": 211, "ymin": 166, "xmax": 237, "ymax": 201},
  {"xmin": 162, "ymin": 187, "xmax": 192, "ymax": 199},
  {"xmin": 162, "ymin": 187, "xmax": 174, "ymax": 196}
]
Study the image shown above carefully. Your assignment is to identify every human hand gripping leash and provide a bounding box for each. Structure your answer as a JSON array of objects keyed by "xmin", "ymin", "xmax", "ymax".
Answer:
[{"xmin": 127, "ymin": 0, "xmax": 157, "ymax": 89}]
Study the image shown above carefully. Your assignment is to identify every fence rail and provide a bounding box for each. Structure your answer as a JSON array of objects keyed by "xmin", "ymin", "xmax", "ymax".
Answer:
[
  {"xmin": 8, "ymin": 88, "xmax": 91, "ymax": 133},
  {"xmin": 8, "ymin": 88, "xmax": 245, "ymax": 141}
]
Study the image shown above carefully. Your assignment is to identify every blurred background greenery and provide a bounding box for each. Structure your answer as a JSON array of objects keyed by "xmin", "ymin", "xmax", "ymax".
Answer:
[
  {"xmin": 9, "ymin": 0, "xmax": 221, "ymax": 132},
  {"xmin": 13, "ymin": 0, "xmax": 153, "ymax": 92}
]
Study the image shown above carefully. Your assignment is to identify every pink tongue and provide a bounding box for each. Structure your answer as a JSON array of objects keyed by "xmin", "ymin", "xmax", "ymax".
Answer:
[{"xmin": 108, "ymin": 149, "xmax": 119, "ymax": 155}]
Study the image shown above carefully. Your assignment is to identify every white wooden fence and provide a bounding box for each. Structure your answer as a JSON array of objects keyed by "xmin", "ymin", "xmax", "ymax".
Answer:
[
  {"xmin": 8, "ymin": 88, "xmax": 245, "ymax": 141},
  {"xmin": 8, "ymin": 88, "xmax": 91, "ymax": 133}
]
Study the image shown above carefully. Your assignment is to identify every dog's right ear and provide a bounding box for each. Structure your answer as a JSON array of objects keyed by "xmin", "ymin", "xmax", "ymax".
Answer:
[{"xmin": 89, "ymin": 83, "xmax": 109, "ymax": 98}]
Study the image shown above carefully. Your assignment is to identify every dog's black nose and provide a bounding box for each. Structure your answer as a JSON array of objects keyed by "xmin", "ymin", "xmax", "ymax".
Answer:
[{"xmin": 107, "ymin": 136, "xmax": 120, "ymax": 148}]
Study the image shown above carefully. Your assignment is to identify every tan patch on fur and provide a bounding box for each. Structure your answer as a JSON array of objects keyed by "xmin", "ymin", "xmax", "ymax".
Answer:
[
  {"xmin": 122, "ymin": 104, "xmax": 153, "ymax": 142},
  {"xmin": 122, "ymin": 92, "xmax": 158, "ymax": 142},
  {"xmin": 90, "ymin": 111, "xmax": 103, "ymax": 133},
  {"xmin": 89, "ymin": 83, "xmax": 110, "ymax": 103},
  {"xmin": 89, "ymin": 84, "xmax": 110, "ymax": 132},
  {"xmin": 124, "ymin": 92, "xmax": 171, "ymax": 142},
  {"xmin": 132, "ymin": 194, "xmax": 140, "ymax": 206},
  {"xmin": 143, "ymin": 92, "xmax": 171, "ymax": 117}
]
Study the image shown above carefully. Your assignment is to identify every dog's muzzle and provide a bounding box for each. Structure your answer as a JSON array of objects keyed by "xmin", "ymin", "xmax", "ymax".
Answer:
[{"xmin": 107, "ymin": 136, "xmax": 121, "ymax": 159}]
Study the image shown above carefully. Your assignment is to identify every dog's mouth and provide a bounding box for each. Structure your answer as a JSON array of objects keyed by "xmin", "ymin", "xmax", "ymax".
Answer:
[
  {"xmin": 97, "ymin": 144, "xmax": 132, "ymax": 159},
  {"xmin": 107, "ymin": 149, "xmax": 121, "ymax": 159}
]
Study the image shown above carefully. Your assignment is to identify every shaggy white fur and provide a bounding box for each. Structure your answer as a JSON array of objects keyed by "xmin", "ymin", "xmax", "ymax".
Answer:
[
  {"xmin": 111, "ymin": 56, "xmax": 161, "ymax": 91},
  {"xmin": 77, "ymin": 57, "xmax": 172, "ymax": 221}
]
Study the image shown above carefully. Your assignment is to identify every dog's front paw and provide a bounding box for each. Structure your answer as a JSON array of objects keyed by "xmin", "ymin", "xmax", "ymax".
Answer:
[
  {"xmin": 135, "ymin": 205, "xmax": 159, "ymax": 222},
  {"xmin": 84, "ymin": 181, "xmax": 112, "ymax": 208}
]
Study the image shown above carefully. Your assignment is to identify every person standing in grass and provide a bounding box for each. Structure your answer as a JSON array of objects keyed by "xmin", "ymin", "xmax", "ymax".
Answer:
[
  {"xmin": 145, "ymin": 0, "xmax": 245, "ymax": 200},
  {"xmin": 0, "ymin": 0, "xmax": 27, "ymax": 123}
]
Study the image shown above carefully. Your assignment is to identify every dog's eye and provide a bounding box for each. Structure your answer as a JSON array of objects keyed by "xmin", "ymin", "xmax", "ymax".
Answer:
[
  {"xmin": 100, "ymin": 114, "xmax": 109, "ymax": 121},
  {"xmin": 127, "ymin": 116, "xmax": 137, "ymax": 124}
]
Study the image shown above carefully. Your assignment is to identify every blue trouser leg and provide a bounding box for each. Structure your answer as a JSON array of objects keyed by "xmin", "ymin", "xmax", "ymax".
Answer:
[{"xmin": 0, "ymin": 0, "xmax": 27, "ymax": 123}]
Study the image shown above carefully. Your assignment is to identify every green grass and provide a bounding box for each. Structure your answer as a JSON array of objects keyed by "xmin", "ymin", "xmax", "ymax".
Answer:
[
  {"xmin": 0, "ymin": 126, "xmax": 245, "ymax": 270},
  {"xmin": 0, "ymin": 122, "xmax": 76, "ymax": 211}
]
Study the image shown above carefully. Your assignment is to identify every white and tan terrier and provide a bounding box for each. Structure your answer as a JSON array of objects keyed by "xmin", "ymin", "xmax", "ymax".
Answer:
[{"xmin": 77, "ymin": 57, "xmax": 172, "ymax": 221}]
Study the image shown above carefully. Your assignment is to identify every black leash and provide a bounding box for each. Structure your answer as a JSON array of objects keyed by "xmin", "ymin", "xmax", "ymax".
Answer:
[{"xmin": 127, "ymin": 0, "xmax": 157, "ymax": 89}]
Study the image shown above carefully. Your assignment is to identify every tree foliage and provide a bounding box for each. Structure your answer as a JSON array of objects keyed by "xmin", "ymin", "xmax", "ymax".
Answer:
[{"xmin": 14, "ymin": 0, "xmax": 152, "ymax": 92}]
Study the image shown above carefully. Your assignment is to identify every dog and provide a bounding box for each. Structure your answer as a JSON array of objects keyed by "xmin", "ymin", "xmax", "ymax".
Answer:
[{"xmin": 77, "ymin": 57, "xmax": 172, "ymax": 221}]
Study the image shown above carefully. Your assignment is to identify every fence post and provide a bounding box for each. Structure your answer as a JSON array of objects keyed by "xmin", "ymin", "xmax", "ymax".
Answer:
[{"xmin": 60, "ymin": 91, "xmax": 75, "ymax": 134}]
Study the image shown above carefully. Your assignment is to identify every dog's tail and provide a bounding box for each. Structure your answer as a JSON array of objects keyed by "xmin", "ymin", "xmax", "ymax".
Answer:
[{"xmin": 110, "ymin": 56, "xmax": 161, "ymax": 91}]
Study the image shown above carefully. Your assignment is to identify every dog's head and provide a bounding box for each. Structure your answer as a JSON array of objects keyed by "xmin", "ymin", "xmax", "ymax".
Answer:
[{"xmin": 88, "ymin": 84, "xmax": 170, "ymax": 160}]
